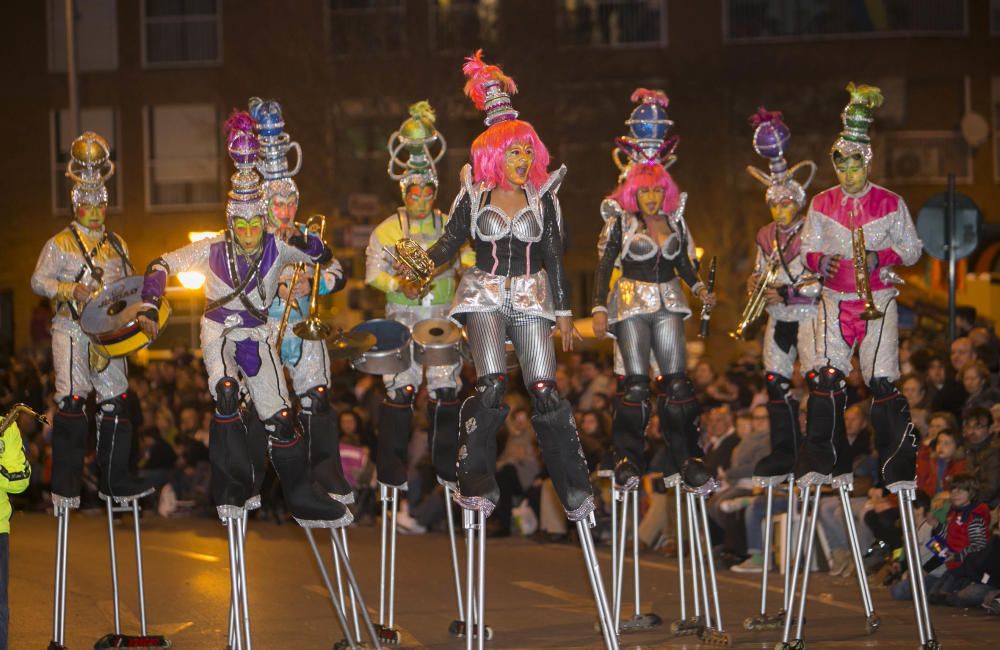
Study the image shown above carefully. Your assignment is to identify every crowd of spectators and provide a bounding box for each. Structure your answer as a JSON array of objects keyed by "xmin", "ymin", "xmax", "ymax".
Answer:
[{"xmin": 3, "ymin": 310, "xmax": 999, "ymax": 615}]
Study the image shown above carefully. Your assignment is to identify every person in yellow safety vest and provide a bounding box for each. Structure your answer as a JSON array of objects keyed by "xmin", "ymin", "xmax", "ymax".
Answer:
[{"xmin": 0, "ymin": 418, "xmax": 32, "ymax": 649}]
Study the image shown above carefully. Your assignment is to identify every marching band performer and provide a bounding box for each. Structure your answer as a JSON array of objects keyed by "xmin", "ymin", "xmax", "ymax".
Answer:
[
  {"xmin": 592, "ymin": 90, "xmax": 723, "ymax": 642},
  {"xmin": 137, "ymin": 113, "xmax": 372, "ymax": 648},
  {"xmin": 251, "ymin": 97, "xmax": 352, "ymax": 504},
  {"xmin": 420, "ymin": 51, "xmax": 617, "ymax": 649},
  {"xmin": 735, "ymin": 108, "xmax": 818, "ymax": 631},
  {"xmin": 32, "ymin": 132, "xmax": 166, "ymax": 648},
  {"xmin": 364, "ymin": 100, "xmax": 473, "ymax": 642},
  {"xmin": 779, "ymin": 84, "xmax": 934, "ymax": 650}
]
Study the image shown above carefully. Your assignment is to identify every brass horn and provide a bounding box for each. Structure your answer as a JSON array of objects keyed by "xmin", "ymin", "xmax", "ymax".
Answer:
[
  {"xmin": 1, "ymin": 403, "xmax": 49, "ymax": 434},
  {"xmin": 852, "ymin": 217, "xmax": 883, "ymax": 321},
  {"xmin": 383, "ymin": 238, "xmax": 435, "ymax": 299},
  {"xmin": 292, "ymin": 215, "xmax": 334, "ymax": 341}
]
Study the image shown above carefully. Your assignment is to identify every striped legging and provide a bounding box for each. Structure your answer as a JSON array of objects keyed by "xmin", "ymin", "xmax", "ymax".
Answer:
[
  {"xmin": 613, "ymin": 309, "xmax": 687, "ymax": 377},
  {"xmin": 464, "ymin": 292, "xmax": 557, "ymax": 388}
]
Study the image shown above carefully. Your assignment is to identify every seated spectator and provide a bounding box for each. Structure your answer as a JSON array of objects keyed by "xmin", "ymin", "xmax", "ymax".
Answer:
[
  {"xmin": 703, "ymin": 405, "xmax": 739, "ymax": 479},
  {"xmin": 928, "ymin": 350, "xmax": 966, "ymax": 419},
  {"xmin": 900, "ymin": 373, "xmax": 930, "ymax": 433},
  {"xmin": 960, "ymin": 361, "xmax": 1000, "ymax": 412},
  {"xmin": 928, "ymin": 473, "xmax": 991, "ymax": 605},
  {"xmin": 962, "ymin": 407, "xmax": 1000, "ymax": 508}
]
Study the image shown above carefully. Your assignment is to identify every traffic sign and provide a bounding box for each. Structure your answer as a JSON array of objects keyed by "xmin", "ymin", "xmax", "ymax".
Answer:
[{"xmin": 917, "ymin": 191, "xmax": 982, "ymax": 261}]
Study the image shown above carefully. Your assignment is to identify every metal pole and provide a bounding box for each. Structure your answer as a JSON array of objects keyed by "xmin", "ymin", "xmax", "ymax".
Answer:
[
  {"xmin": 64, "ymin": 0, "xmax": 80, "ymax": 137},
  {"xmin": 443, "ymin": 485, "xmax": 465, "ymax": 622},
  {"xmin": 674, "ymin": 483, "xmax": 686, "ymax": 621},
  {"xmin": 759, "ymin": 483, "xmax": 774, "ymax": 617},
  {"xmin": 105, "ymin": 498, "xmax": 121, "ymax": 634},
  {"xmin": 131, "ymin": 499, "xmax": 148, "ymax": 634},
  {"xmin": 947, "ymin": 173, "xmax": 957, "ymax": 342}
]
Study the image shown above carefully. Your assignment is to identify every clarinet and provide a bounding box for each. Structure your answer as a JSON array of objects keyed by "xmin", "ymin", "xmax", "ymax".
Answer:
[{"xmin": 698, "ymin": 256, "xmax": 717, "ymax": 339}]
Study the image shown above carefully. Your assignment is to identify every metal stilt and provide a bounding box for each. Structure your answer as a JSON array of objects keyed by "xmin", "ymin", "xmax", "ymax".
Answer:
[
  {"xmin": 376, "ymin": 484, "xmax": 402, "ymax": 644},
  {"xmin": 744, "ymin": 475, "xmax": 794, "ymax": 632},
  {"xmin": 444, "ymin": 484, "xmax": 468, "ymax": 637},
  {"xmin": 304, "ymin": 527, "xmax": 358, "ymax": 650},
  {"xmin": 105, "ymin": 497, "xmax": 122, "ymax": 635},
  {"xmin": 835, "ymin": 477, "xmax": 879, "ymax": 634},
  {"xmin": 225, "ymin": 517, "xmax": 246, "ymax": 650},
  {"xmin": 51, "ymin": 504, "xmax": 71, "ymax": 648},
  {"xmin": 577, "ymin": 515, "xmax": 620, "ymax": 650},
  {"xmin": 896, "ymin": 487, "xmax": 938, "ymax": 649},
  {"xmin": 610, "ymin": 486, "xmax": 661, "ymax": 633},
  {"xmin": 331, "ymin": 528, "xmax": 383, "ymax": 649}
]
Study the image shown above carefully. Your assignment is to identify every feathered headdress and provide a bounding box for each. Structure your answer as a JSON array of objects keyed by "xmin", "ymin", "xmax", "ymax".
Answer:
[
  {"xmin": 746, "ymin": 106, "xmax": 815, "ymax": 207},
  {"xmin": 463, "ymin": 50, "xmax": 519, "ymax": 127},
  {"xmin": 832, "ymin": 82, "xmax": 884, "ymax": 165},
  {"xmin": 225, "ymin": 110, "xmax": 265, "ymax": 222}
]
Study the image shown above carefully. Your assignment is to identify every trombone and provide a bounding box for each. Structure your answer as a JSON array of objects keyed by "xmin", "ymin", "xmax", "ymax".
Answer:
[
  {"xmin": 292, "ymin": 215, "xmax": 334, "ymax": 341},
  {"xmin": 730, "ymin": 257, "xmax": 779, "ymax": 340},
  {"xmin": 1, "ymin": 403, "xmax": 49, "ymax": 434}
]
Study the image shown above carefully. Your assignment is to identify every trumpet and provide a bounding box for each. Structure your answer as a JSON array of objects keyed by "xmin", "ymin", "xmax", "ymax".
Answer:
[
  {"xmin": 730, "ymin": 258, "xmax": 779, "ymax": 340},
  {"xmin": 292, "ymin": 215, "xmax": 334, "ymax": 341},
  {"xmin": 384, "ymin": 238, "xmax": 435, "ymax": 299},
  {"xmin": 852, "ymin": 222, "xmax": 883, "ymax": 321},
  {"xmin": 275, "ymin": 262, "xmax": 305, "ymax": 350},
  {"xmin": 1, "ymin": 403, "xmax": 49, "ymax": 434}
]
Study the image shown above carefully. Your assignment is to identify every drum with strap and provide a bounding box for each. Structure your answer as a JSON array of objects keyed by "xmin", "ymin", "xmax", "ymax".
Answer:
[
  {"xmin": 411, "ymin": 318, "xmax": 464, "ymax": 368},
  {"xmin": 80, "ymin": 275, "xmax": 171, "ymax": 360},
  {"xmin": 349, "ymin": 319, "xmax": 411, "ymax": 375}
]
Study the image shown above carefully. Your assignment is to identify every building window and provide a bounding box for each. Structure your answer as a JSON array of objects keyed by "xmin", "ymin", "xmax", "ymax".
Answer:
[
  {"xmin": 143, "ymin": 0, "xmax": 221, "ymax": 67},
  {"xmin": 47, "ymin": 0, "xmax": 118, "ymax": 72},
  {"xmin": 557, "ymin": 0, "xmax": 667, "ymax": 47},
  {"xmin": 878, "ymin": 131, "xmax": 972, "ymax": 185},
  {"xmin": 430, "ymin": 0, "xmax": 500, "ymax": 52},
  {"xmin": 51, "ymin": 108, "xmax": 121, "ymax": 214},
  {"xmin": 144, "ymin": 104, "xmax": 221, "ymax": 209},
  {"xmin": 328, "ymin": 0, "xmax": 405, "ymax": 58},
  {"xmin": 724, "ymin": 0, "xmax": 967, "ymax": 42}
]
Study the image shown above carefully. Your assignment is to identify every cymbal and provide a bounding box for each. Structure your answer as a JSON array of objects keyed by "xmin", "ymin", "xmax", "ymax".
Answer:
[{"xmin": 327, "ymin": 331, "xmax": 377, "ymax": 359}]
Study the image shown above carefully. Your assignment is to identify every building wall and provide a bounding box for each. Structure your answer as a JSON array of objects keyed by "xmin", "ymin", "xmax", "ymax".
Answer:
[{"xmin": 2, "ymin": 0, "xmax": 998, "ymax": 354}]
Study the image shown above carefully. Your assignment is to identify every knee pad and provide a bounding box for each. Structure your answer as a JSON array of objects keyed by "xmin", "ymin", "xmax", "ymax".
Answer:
[
  {"xmin": 475, "ymin": 373, "xmax": 507, "ymax": 409},
  {"xmin": 528, "ymin": 379, "xmax": 561, "ymax": 414},
  {"xmin": 657, "ymin": 373, "xmax": 694, "ymax": 402},
  {"xmin": 431, "ymin": 387, "xmax": 458, "ymax": 403},
  {"xmin": 300, "ymin": 386, "xmax": 331, "ymax": 415},
  {"xmin": 264, "ymin": 408, "xmax": 297, "ymax": 440},
  {"xmin": 97, "ymin": 394, "xmax": 128, "ymax": 416},
  {"xmin": 386, "ymin": 385, "xmax": 416, "ymax": 405},
  {"xmin": 622, "ymin": 374, "xmax": 651, "ymax": 404},
  {"xmin": 806, "ymin": 366, "xmax": 845, "ymax": 394},
  {"xmin": 765, "ymin": 372, "xmax": 792, "ymax": 402},
  {"xmin": 869, "ymin": 376, "xmax": 899, "ymax": 401},
  {"xmin": 215, "ymin": 376, "xmax": 241, "ymax": 415},
  {"xmin": 58, "ymin": 395, "xmax": 86, "ymax": 414}
]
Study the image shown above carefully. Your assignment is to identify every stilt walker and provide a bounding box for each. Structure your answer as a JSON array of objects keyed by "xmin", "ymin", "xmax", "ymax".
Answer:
[
  {"xmin": 732, "ymin": 108, "xmax": 819, "ymax": 632},
  {"xmin": 363, "ymin": 100, "xmax": 473, "ymax": 643},
  {"xmin": 414, "ymin": 50, "xmax": 617, "ymax": 650},
  {"xmin": 138, "ymin": 113, "xmax": 379, "ymax": 649},
  {"xmin": 592, "ymin": 89, "xmax": 723, "ymax": 644},
  {"xmin": 32, "ymin": 131, "xmax": 169, "ymax": 649},
  {"xmin": 778, "ymin": 83, "xmax": 934, "ymax": 650}
]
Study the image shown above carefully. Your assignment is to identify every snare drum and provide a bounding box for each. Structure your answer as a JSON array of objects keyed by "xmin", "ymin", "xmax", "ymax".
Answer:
[
  {"xmin": 412, "ymin": 318, "xmax": 463, "ymax": 368},
  {"xmin": 349, "ymin": 319, "xmax": 411, "ymax": 375},
  {"xmin": 80, "ymin": 275, "xmax": 171, "ymax": 359}
]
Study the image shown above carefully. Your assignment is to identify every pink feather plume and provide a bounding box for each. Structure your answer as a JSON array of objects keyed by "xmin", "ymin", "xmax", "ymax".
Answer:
[
  {"xmin": 462, "ymin": 49, "xmax": 518, "ymax": 110},
  {"xmin": 748, "ymin": 106, "xmax": 784, "ymax": 129},
  {"xmin": 630, "ymin": 88, "xmax": 669, "ymax": 108}
]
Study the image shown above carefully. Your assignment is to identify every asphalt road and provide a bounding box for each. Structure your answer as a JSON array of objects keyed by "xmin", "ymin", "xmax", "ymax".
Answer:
[{"xmin": 7, "ymin": 510, "xmax": 995, "ymax": 648}]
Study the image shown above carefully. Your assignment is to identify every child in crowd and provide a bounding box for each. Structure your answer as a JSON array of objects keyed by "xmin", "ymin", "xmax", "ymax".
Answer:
[
  {"xmin": 927, "ymin": 473, "xmax": 991, "ymax": 604},
  {"xmin": 916, "ymin": 428, "xmax": 966, "ymax": 520}
]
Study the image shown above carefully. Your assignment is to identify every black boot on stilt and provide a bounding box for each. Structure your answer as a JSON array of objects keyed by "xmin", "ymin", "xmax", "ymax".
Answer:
[
  {"xmin": 299, "ymin": 386, "xmax": 353, "ymax": 502},
  {"xmin": 265, "ymin": 408, "xmax": 352, "ymax": 526},
  {"xmin": 529, "ymin": 382, "xmax": 595, "ymax": 520},
  {"xmin": 245, "ymin": 407, "xmax": 269, "ymax": 511},
  {"xmin": 375, "ymin": 386, "xmax": 415, "ymax": 489},
  {"xmin": 210, "ymin": 378, "xmax": 254, "ymax": 513},
  {"xmin": 455, "ymin": 374, "xmax": 509, "ymax": 515},
  {"xmin": 658, "ymin": 373, "xmax": 707, "ymax": 488},
  {"xmin": 612, "ymin": 375, "xmax": 651, "ymax": 490},
  {"xmin": 96, "ymin": 395, "xmax": 154, "ymax": 499},
  {"xmin": 51, "ymin": 396, "xmax": 89, "ymax": 504},
  {"xmin": 870, "ymin": 378, "xmax": 918, "ymax": 490},
  {"xmin": 754, "ymin": 372, "xmax": 800, "ymax": 479},
  {"xmin": 795, "ymin": 367, "xmax": 842, "ymax": 483},
  {"xmin": 430, "ymin": 388, "xmax": 461, "ymax": 484}
]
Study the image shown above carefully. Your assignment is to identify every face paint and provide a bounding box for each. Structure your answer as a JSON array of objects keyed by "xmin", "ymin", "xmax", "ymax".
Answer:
[
  {"xmin": 833, "ymin": 153, "xmax": 868, "ymax": 194},
  {"xmin": 503, "ymin": 143, "xmax": 534, "ymax": 187},
  {"xmin": 768, "ymin": 197, "xmax": 800, "ymax": 226},
  {"xmin": 636, "ymin": 186, "xmax": 665, "ymax": 217},
  {"xmin": 232, "ymin": 216, "xmax": 265, "ymax": 254},
  {"xmin": 75, "ymin": 204, "xmax": 107, "ymax": 231},
  {"xmin": 268, "ymin": 192, "xmax": 298, "ymax": 229},
  {"xmin": 403, "ymin": 183, "xmax": 436, "ymax": 220}
]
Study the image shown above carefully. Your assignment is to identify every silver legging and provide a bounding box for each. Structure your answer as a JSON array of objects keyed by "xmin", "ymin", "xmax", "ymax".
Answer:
[
  {"xmin": 464, "ymin": 294, "xmax": 557, "ymax": 387},
  {"xmin": 613, "ymin": 309, "xmax": 687, "ymax": 377}
]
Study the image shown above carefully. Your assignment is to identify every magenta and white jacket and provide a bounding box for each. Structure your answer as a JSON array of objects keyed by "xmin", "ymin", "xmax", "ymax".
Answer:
[{"xmin": 801, "ymin": 183, "xmax": 922, "ymax": 297}]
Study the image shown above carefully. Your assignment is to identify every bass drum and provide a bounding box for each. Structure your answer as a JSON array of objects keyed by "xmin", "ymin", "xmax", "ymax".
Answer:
[
  {"xmin": 80, "ymin": 275, "xmax": 171, "ymax": 359},
  {"xmin": 349, "ymin": 319, "xmax": 411, "ymax": 375},
  {"xmin": 412, "ymin": 318, "xmax": 463, "ymax": 368}
]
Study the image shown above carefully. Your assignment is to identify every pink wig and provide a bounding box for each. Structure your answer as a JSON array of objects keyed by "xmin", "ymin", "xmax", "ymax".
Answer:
[
  {"xmin": 610, "ymin": 163, "xmax": 680, "ymax": 214},
  {"xmin": 463, "ymin": 50, "xmax": 551, "ymax": 190}
]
